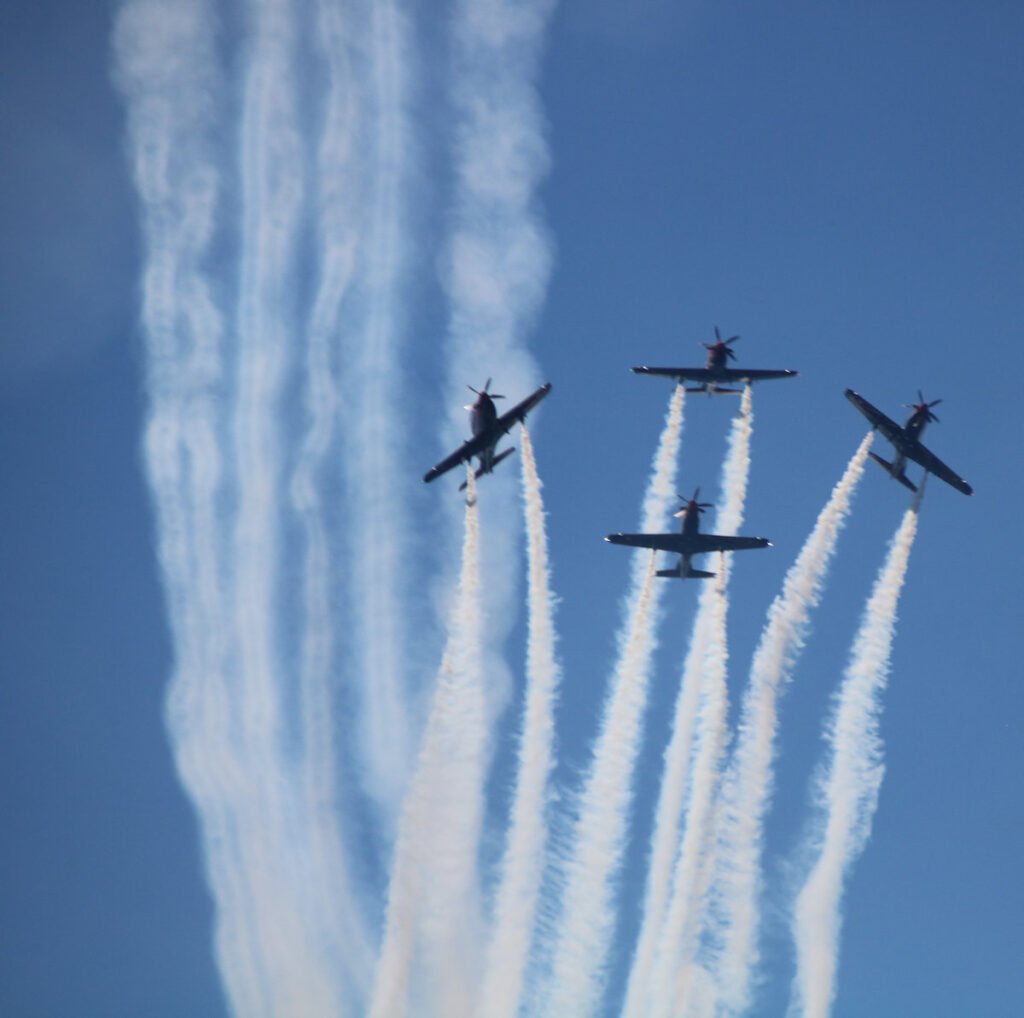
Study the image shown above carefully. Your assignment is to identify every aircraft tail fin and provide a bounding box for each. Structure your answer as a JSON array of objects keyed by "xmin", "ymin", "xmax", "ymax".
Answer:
[{"xmin": 868, "ymin": 451, "xmax": 917, "ymax": 492}]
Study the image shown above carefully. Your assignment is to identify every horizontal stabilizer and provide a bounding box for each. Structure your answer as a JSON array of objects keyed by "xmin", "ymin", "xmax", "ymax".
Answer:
[
  {"xmin": 686, "ymin": 386, "xmax": 742, "ymax": 395},
  {"xmin": 458, "ymin": 446, "xmax": 516, "ymax": 491},
  {"xmin": 868, "ymin": 451, "xmax": 917, "ymax": 492},
  {"xmin": 655, "ymin": 566, "xmax": 715, "ymax": 579}
]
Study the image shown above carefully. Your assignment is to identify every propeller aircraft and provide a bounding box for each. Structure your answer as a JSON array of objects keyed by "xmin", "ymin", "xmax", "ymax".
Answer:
[
  {"xmin": 423, "ymin": 379, "xmax": 552, "ymax": 491},
  {"xmin": 631, "ymin": 327, "xmax": 799, "ymax": 394},
  {"xmin": 845, "ymin": 388, "xmax": 973, "ymax": 496},
  {"xmin": 605, "ymin": 488, "xmax": 771, "ymax": 579}
]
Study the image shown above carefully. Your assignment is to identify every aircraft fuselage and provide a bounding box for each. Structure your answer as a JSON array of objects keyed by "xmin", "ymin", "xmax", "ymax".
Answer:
[
  {"xmin": 667, "ymin": 501, "xmax": 713, "ymax": 579},
  {"xmin": 468, "ymin": 391, "xmax": 501, "ymax": 473}
]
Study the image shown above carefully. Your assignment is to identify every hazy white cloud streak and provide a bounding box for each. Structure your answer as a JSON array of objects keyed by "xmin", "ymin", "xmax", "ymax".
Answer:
[
  {"xmin": 707, "ymin": 432, "xmax": 873, "ymax": 1017},
  {"xmin": 543, "ymin": 385, "xmax": 685, "ymax": 1018},
  {"xmin": 787, "ymin": 491, "xmax": 922, "ymax": 1018},
  {"xmin": 117, "ymin": 0, "xmax": 376, "ymax": 1012},
  {"xmin": 340, "ymin": 0, "xmax": 417, "ymax": 815},
  {"xmin": 287, "ymin": 0, "xmax": 380, "ymax": 997},
  {"xmin": 368, "ymin": 468, "xmax": 487, "ymax": 1018},
  {"xmin": 112, "ymin": 2, "xmax": 270, "ymax": 1011},
  {"xmin": 479, "ymin": 425, "xmax": 562, "ymax": 1018}
]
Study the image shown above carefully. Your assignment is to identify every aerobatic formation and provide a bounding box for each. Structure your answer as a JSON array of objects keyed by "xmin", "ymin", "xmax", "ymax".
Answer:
[
  {"xmin": 413, "ymin": 332, "xmax": 972, "ymax": 1018},
  {"xmin": 113, "ymin": 3, "xmax": 973, "ymax": 1015}
]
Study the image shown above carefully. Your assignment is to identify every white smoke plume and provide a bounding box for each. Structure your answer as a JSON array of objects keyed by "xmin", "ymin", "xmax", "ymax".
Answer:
[
  {"xmin": 437, "ymin": 0, "xmax": 558, "ymax": 732},
  {"xmin": 116, "ymin": 1, "xmax": 378, "ymax": 1012},
  {"xmin": 114, "ymin": 2, "xmax": 272, "ymax": 1011},
  {"xmin": 787, "ymin": 488, "xmax": 922, "ymax": 1018},
  {"xmin": 707, "ymin": 431, "xmax": 873, "ymax": 1017},
  {"xmin": 479, "ymin": 424, "xmax": 562, "ymax": 1018},
  {"xmin": 542, "ymin": 384, "xmax": 685, "ymax": 1018},
  {"xmin": 643, "ymin": 386, "xmax": 753, "ymax": 1018},
  {"xmin": 336, "ymin": 0, "xmax": 418, "ymax": 814},
  {"xmin": 368, "ymin": 467, "xmax": 486, "ymax": 1018}
]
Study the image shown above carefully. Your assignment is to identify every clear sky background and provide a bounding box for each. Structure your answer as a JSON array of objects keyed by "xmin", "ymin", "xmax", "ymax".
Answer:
[{"xmin": 2, "ymin": 1, "xmax": 1022, "ymax": 1016}]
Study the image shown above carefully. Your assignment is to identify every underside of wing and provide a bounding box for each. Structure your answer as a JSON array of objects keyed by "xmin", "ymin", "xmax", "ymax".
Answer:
[
  {"xmin": 719, "ymin": 367, "xmax": 799, "ymax": 382},
  {"xmin": 690, "ymin": 533, "xmax": 771, "ymax": 552},
  {"xmin": 423, "ymin": 432, "xmax": 489, "ymax": 483},
  {"xmin": 605, "ymin": 532, "xmax": 690, "ymax": 553},
  {"xmin": 631, "ymin": 366, "xmax": 713, "ymax": 381},
  {"xmin": 905, "ymin": 442, "xmax": 974, "ymax": 495},
  {"xmin": 845, "ymin": 389, "xmax": 903, "ymax": 442},
  {"xmin": 496, "ymin": 382, "xmax": 552, "ymax": 434}
]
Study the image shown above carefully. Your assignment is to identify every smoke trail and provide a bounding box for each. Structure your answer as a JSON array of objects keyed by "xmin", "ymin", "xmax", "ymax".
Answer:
[
  {"xmin": 217, "ymin": 4, "xmax": 362, "ymax": 1013},
  {"xmin": 443, "ymin": 0, "xmax": 555, "ymax": 388},
  {"xmin": 707, "ymin": 431, "xmax": 873, "ymax": 1017},
  {"xmin": 479, "ymin": 424, "xmax": 562, "ymax": 1018},
  {"xmin": 542, "ymin": 385, "xmax": 685, "ymax": 1018},
  {"xmin": 118, "ymin": 2, "xmax": 374, "ymax": 1012},
  {"xmin": 287, "ymin": 0, "xmax": 377, "ymax": 995},
  {"xmin": 369, "ymin": 468, "xmax": 486, "ymax": 1018},
  {"xmin": 787, "ymin": 489, "xmax": 922, "ymax": 1018},
  {"xmin": 340, "ymin": 0, "xmax": 417, "ymax": 813},
  {"xmin": 621, "ymin": 386, "xmax": 749, "ymax": 1018},
  {"xmin": 640, "ymin": 387, "xmax": 753, "ymax": 1018},
  {"xmin": 112, "ymin": 2, "xmax": 270, "ymax": 1010},
  {"xmin": 439, "ymin": 0, "xmax": 558, "ymax": 726}
]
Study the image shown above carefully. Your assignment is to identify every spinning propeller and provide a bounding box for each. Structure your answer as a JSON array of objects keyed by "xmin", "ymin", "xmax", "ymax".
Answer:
[
  {"xmin": 905, "ymin": 389, "xmax": 942, "ymax": 423},
  {"xmin": 704, "ymin": 325, "xmax": 740, "ymax": 360},
  {"xmin": 465, "ymin": 379, "xmax": 505, "ymax": 408},
  {"xmin": 674, "ymin": 487, "xmax": 714, "ymax": 517}
]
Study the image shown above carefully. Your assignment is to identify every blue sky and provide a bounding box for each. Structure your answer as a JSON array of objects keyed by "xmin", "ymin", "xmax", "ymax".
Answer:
[{"xmin": 2, "ymin": 1, "xmax": 1023, "ymax": 1016}]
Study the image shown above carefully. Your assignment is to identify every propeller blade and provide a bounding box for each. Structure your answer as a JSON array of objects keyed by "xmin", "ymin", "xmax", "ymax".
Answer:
[{"xmin": 468, "ymin": 379, "xmax": 504, "ymax": 399}]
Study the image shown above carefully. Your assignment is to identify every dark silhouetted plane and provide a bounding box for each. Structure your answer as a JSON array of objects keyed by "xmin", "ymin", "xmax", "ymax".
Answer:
[
  {"xmin": 423, "ymin": 379, "xmax": 552, "ymax": 490},
  {"xmin": 631, "ymin": 327, "xmax": 799, "ymax": 394},
  {"xmin": 605, "ymin": 488, "xmax": 771, "ymax": 579},
  {"xmin": 845, "ymin": 388, "xmax": 973, "ymax": 496}
]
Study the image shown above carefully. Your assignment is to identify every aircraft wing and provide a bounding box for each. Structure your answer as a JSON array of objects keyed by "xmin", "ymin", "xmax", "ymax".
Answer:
[
  {"xmin": 844, "ymin": 389, "xmax": 904, "ymax": 443},
  {"xmin": 422, "ymin": 431, "xmax": 492, "ymax": 484},
  {"xmin": 689, "ymin": 533, "xmax": 772, "ymax": 552},
  {"xmin": 605, "ymin": 532, "xmax": 770, "ymax": 553},
  {"xmin": 422, "ymin": 382, "xmax": 551, "ymax": 484},
  {"xmin": 632, "ymin": 366, "xmax": 717, "ymax": 382},
  {"xmin": 904, "ymin": 441, "xmax": 974, "ymax": 496},
  {"xmin": 494, "ymin": 382, "xmax": 552, "ymax": 434},
  {"xmin": 632, "ymin": 366, "xmax": 797, "ymax": 383}
]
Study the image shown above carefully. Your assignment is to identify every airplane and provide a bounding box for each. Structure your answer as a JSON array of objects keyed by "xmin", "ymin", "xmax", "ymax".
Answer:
[
  {"xmin": 845, "ymin": 388, "xmax": 973, "ymax": 496},
  {"xmin": 631, "ymin": 327, "xmax": 799, "ymax": 394},
  {"xmin": 423, "ymin": 379, "xmax": 552, "ymax": 490},
  {"xmin": 605, "ymin": 488, "xmax": 771, "ymax": 579}
]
